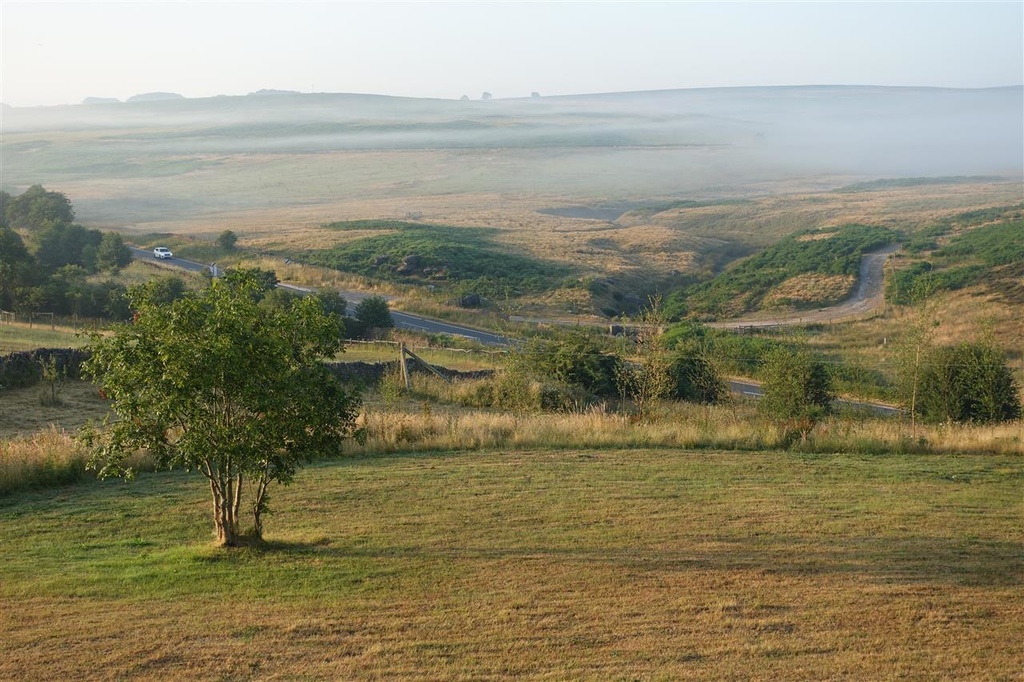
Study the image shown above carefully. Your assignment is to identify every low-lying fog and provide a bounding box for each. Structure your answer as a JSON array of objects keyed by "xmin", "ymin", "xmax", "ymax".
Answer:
[{"xmin": 2, "ymin": 86, "xmax": 1021, "ymax": 224}]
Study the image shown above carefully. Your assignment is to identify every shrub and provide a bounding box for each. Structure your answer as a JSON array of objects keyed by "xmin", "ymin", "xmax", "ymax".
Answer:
[
  {"xmin": 758, "ymin": 346, "xmax": 835, "ymax": 442},
  {"xmin": 521, "ymin": 330, "xmax": 621, "ymax": 399},
  {"xmin": 668, "ymin": 354, "xmax": 725, "ymax": 404},
  {"xmin": 917, "ymin": 341, "xmax": 1021, "ymax": 424}
]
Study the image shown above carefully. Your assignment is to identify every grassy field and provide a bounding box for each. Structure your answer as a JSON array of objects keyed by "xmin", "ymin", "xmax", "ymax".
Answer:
[
  {"xmin": 2, "ymin": 447, "xmax": 1021, "ymax": 680},
  {"xmin": 0, "ymin": 321, "xmax": 89, "ymax": 354}
]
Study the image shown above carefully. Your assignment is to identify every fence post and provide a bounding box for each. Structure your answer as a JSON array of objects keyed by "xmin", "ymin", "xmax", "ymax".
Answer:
[{"xmin": 399, "ymin": 342, "xmax": 411, "ymax": 390}]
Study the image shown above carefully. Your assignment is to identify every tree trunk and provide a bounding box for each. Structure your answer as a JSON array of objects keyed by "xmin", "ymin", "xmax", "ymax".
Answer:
[{"xmin": 207, "ymin": 466, "xmax": 242, "ymax": 546}]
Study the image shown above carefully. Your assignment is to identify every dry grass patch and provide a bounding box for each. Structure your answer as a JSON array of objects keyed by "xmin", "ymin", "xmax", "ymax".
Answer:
[
  {"xmin": 0, "ymin": 380, "xmax": 110, "ymax": 440},
  {"xmin": 763, "ymin": 273, "xmax": 856, "ymax": 309}
]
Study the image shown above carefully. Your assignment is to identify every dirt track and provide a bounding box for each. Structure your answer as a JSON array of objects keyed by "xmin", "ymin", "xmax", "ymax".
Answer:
[{"xmin": 710, "ymin": 244, "xmax": 900, "ymax": 330}]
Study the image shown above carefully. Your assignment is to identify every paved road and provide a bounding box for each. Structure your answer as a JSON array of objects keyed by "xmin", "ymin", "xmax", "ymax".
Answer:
[
  {"xmin": 711, "ymin": 244, "xmax": 900, "ymax": 330},
  {"xmin": 728, "ymin": 378, "xmax": 900, "ymax": 416},
  {"xmin": 129, "ymin": 248, "xmax": 511, "ymax": 346}
]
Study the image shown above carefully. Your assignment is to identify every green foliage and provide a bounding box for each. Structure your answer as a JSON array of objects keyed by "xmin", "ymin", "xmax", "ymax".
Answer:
[
  {"xmin": 306, "ymin": 220, "xmax": 568, "ymax": 298},
  {"xmin": 615, "ymin": 308, "xmax": 674, "ymax": 419},
  {"xmin": 0, "ymin": 226, "xmax": 37, "ymax": 310},
  {"xmin": 888, "ymin": 206, "xmax": 1024, "ymax": 304},
  {"xmin": 95, "ymin": 232, "xmax": 132, "ymax": 272},
  {"xmin": 0, "ymin": 188, "xmax": 140, "ymax": 317},
  {"xmin": 669, "ymin": 224, "xmax": 898, "ymax": 319},
  {"xmin": 3, "ymin": 184, "xmax": 75, "ymax": 230},
  {"xmin": 83, "ymin": 272, "xmax": 362, "ymax": 546},
  {"xmin": 226, "ymin": 267, "xmax": 279, "ymax": 295},
  {"xmin": 37, "ymin": 357, "xmax": 66, "ymax": 407},
  {"xmin": 309, "ymin": 289, "xmax": 347, "ymax": 318},
  {"xmin": 668, "ymin": 354, "xmax": 725, "ymax": 404},
  {"xmin": 917, "ymin": 341, "xmax": 1021, "ymax": 424},
  {"xmin": 522, "ymin": 329, "xmax": 621, "ymax": 399},
  {"xmin": 33, "ymin": 222, "xmax": 103, "ymax": 271},
  {"xmin": 143, "ymin": 275, "xmax": 188, "ymax": 307},
  {"xmin": 758, "ymin": 346, "xmax": 835, "ymax": 434},
  {"xmin": 353, "ymin": 295, "xmax": 394, "ymax": 330},
  {"xmin": 216, "ymin": 229, "xmax": 238, "ymax": 250}
]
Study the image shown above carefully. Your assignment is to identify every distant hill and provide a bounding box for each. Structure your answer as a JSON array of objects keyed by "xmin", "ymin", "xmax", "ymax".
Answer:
[
  {"xmin": 126, "ymin": 92, "xmax": 185, "ymax": 103},
  {"xmin": 82, "ymin": 97, "xmax": 120, "ymax": 105},
  {"xmin": 248, "ymin": 89, "xmax": 303, "ymax": 97}
]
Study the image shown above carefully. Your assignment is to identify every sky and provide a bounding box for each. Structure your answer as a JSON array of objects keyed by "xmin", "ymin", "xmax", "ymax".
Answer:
[{"xmin": 1, "ymin": 1, "xmax": 1022, "ymax": 107}]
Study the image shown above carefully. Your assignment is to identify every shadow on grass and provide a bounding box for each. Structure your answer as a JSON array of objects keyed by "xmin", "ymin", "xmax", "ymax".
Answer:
[{"xmin": 254, "ymin": 534, "xmax": 1023, "ymax": 588}]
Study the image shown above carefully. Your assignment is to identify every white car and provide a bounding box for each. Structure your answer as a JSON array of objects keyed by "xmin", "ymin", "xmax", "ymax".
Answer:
[{"xmin": 153, "ymin": 247, "xmax": 173, "ymax": 259}]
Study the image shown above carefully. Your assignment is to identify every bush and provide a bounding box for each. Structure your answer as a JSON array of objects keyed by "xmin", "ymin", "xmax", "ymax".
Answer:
[
  {"xmin": 521, "ymin": 330, "xmax": 621, "ymax": 399},
  {"xmin": 216, "ymin": 230, "xmax": 238, "ymax": 250},
  {"xmin": 917, "ymin": 341, "xmax": 1021, "ymax": 424},
  {"xmin": 759, "ymin": 347, "xmax": 835, "ymax": 425},
  {"xmin": 668, "ymin": 354, "xmax": 725, "ymax": 404}
]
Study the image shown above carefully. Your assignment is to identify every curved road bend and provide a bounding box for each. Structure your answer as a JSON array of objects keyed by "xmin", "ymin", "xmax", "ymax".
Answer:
[
  {"xmin": 710, "ymin": 244, "xmax": 900, "ymax": 330},
  {"xmin": 128, "ymin": 248, "xmax": 511, "ymax": 346}
]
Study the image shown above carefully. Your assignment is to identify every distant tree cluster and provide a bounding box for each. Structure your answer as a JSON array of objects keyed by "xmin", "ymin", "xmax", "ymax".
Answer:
[{"xmin": 1, "ymin": 186, "xmax": 135, "ymax": 318}]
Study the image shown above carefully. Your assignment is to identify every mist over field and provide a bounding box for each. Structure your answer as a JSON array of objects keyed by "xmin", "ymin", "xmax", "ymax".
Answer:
[{"xmin": 1, "ymin": 86, "xmax": 1021, "ymax": 226}]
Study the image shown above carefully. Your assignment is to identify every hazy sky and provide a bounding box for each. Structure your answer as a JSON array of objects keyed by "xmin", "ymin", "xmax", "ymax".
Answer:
[{"xmin": 2, "ymin": 1, "xmax": 1022, "ymax": 107}]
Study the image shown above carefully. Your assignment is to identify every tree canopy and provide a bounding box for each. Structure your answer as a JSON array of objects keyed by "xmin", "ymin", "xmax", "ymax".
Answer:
[
  {"xmin": 3, "ymin": 185, "xmax": 75, "ymax": 230},
  {"xmin": 354, "ymin": 295, "xmax": 394, "ymax": 330},
  {"xmin": 84, "ymin": 270, "xmax": 362, "ymax": 546}
]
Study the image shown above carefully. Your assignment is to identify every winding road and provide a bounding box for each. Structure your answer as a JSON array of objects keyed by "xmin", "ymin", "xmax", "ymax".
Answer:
[
  {"xmin": 710, "ymin": 244, "xmax": 900, "ymax": 330},
  {"xmin": 128, "ymin": 247, "xmax": 511, "ymax": 346}
]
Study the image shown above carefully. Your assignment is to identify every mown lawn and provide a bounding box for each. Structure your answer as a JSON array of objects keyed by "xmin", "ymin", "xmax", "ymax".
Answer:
[{"xmin": 1, "ymin": 448, "xmax": 1021, "ymax": 680}]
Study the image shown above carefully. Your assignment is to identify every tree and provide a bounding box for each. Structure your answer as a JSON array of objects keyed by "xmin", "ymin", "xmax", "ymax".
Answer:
[
  {"xmin": 615, "ymin": 300, "xmax": 673, "ymax": 420},
  {"xmin": 353, "ymin": 295, "xmax": 394, "ymax": 330},
  {"xmin": 245, "ymin": 267, "xmax": 279, "ymax": 293},
  {"xmin": 216, "ymin": 229, "xmax": 238, "ymax": 250},
  {"xmin": 83, "ymin": 272, "xmax": 361, "ymax": 546},
  {"xmin": 310, "ymin": 289, "xmax": 347, "ymax": 318},
  {"xmin": 0, "ymin": 226, "xmax": 36, "ymax": 310},
  {"xmin": 0, "ymin": 191, "xmax": 11, "ymax": 229},
  {"xmin": 917, "ymin": 341, "xmax": 1020, "ymax": 424},
  {"xmin": 893, "ymin": 309, "xmax": 936, "ymax": 437},
  {"xmin": 4, "ymin": 185, "xmax": 75, "ymax": 230},
  {"xmin": 758, "ymin": 346, "xmax": 834, "ymax": 440},
  {"xmin": 33, "ymin": 222, "xmax": 102, "ymax": 271},
  {"xmin": 145, "ymin": 274, "xmax": 187, "ymax": 306},
  {"xmin": 95, "ymin": 232, "xmax": 132, "ymax": 272}
]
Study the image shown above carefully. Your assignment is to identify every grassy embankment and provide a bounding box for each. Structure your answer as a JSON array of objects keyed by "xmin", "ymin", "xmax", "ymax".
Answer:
[{"xmin": 2, "ymin": 445, "xmax": 1021, "ymax": 680}]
